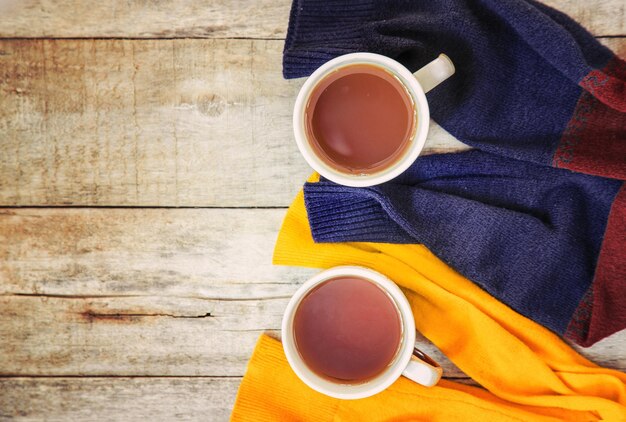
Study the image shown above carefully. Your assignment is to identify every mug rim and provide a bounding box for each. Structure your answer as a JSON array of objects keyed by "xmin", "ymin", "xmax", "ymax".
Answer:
[
  {"xmin": 293, "ymin": 52, "xmax": 430, "ymax": 187},
  {"xmin": 281, "ymin": 265, "xmax": 416, "ymax": 399}
]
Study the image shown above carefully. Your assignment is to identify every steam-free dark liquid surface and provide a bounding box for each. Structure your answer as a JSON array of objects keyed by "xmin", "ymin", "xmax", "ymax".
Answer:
[
  {"xmin": 293, "ymin": 276, "xmax": 402, "ymax": 383},
  {"xmin": 306, "ymin": 64, "xmax": 415, "ymax": 174}
]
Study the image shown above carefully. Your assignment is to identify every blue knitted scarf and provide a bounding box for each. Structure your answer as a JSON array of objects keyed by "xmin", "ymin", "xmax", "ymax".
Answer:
[{"xmin": 283, "ymin": 0, "xmax": 626, "ymax": 346}]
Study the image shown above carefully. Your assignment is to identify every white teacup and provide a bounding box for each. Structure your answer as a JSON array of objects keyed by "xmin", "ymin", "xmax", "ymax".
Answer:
[
  {"xmin": 293, "ymin": 52, "xmax": 455, "ymax": 187},
  {"xmin": 282, "ymin": 266, "xmax": 443, "ymax": 400}
]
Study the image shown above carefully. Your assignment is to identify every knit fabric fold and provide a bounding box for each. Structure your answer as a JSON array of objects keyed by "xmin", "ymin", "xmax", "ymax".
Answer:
[
  {"xmin": 231, "ymin": 335, "xmax": 623, "ymax": 421},
  {"xmin": 283, "ymin": 0, "xmax": 626, "ymax": 179},
  {"xmin": 303, "ymin": 151, "xmax": 626, "ymax": 346},
  {"xmin": 232, "ymin": 182, "xmax": 626, "ymax": 421}
]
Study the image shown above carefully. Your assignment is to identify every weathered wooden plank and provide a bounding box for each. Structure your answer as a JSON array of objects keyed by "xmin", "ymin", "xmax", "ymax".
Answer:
[
  {"xmin": 0, "ymin": 208, "xmax": 308, "ymax": 294},
  {"xmin": 0, "ymin": 0, "xmax": 623, "ymax": 38},
  {"xmin": 0, "ymin": 376, "xmax": 485, "ymax": 421},
  {"xmin": 0, "ymin": 295, "xmax": 274, "ymax": 376},
  {"xmin": 1, "ymin": 38, "xmax": 623, "ymax": 207},
  {"xmin": 0, "ymin": 377, "xmax": 240, "ymax": 422},
  {"xmin": 572, "ymin": 335, "xmax": 626, "ymax": 372},
  {"xmin": 0, "ymin": 208, "xmax": 465, "ymax": 377},
  {"xmin": 604, "ymin": 37, "xmax": 626, "ymax": 59},
  {"xmin": 0, "ymin": 299, "xmax": 621, "ymax": 377},
  {"xmin": 0, "ymin": 378, "xmax": 484, "ymax": 422},
  {"xmin": 0, "ymin": 294, "xmax": 469, "ymax": 377},
  {"xmin": 1, "ymin": 39, "xmax": 623, "ymax": 206},
  {"xmin": 0, "ymin": 0, "xmax": 290, "ymax": 39},
  {"xmin": 544, "ymin": 0, "xmax": 626, "ymax": 36},
  {"xmin": 0, "ymin": 40, "xmax": 603, "ymax": 208},
  {"xmin": 1, "ymin": 208, "xmax": 624, "ymax": 377},
  {"xmin": 0, "ymin": 38, "xmax": 471, "ymax": 206},
  {"xmin": 0, "ymin": 39, "xmax": 301, "ymax": 206},
  {"xmin": 0, "ymin": 376, "xmax": 487, "ymax": 422}
]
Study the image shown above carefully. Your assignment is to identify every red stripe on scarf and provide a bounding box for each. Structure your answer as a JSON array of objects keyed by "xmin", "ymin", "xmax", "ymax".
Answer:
[
  {"xmin": 554, "ymin": 57, "xmax": 626, "ymax": 180},
  {"xmin": 566, "ymin": 184, "xmax": 626, "ymax": 346}
]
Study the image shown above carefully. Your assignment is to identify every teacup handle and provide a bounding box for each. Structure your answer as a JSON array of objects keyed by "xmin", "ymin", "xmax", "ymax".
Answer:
[
  {"xmin": 401, "ymin": 343, "xmax": 443, "ymax": 387},
  {"xmin": 413, "ymin": 54, "xmax": 455, "ymax": 94}
]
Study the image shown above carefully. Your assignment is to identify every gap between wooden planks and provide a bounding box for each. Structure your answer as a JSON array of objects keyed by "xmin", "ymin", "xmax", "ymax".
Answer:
[
  {"xmin": 0, "ymin": 38, "xmax": 623, "ymax": 207},
  {"xmin": 0, "ymin": 208, "xmax": 463, "ymax": 378},
  {"xmin": 0, "ymin": 0, "xmax": 623, "ymax": 38}
]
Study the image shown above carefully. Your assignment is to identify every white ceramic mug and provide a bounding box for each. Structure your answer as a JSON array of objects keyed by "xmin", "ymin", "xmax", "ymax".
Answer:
[
  {"xmin": 293, "ymin": 52, "xmax": 455, "ymax": 187},
  {"xmin": 282, "ymin": 266, "xmax": 443, "ymax": 400}
]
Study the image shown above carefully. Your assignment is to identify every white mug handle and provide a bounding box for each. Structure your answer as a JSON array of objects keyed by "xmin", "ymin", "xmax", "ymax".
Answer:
[
  {"xmin": 413, "ymin": 54, "xmax": 455, "ymax": 93},
  {"xmin": 401, "ymin": 343, "xmax": 443, "ymax": 387}
]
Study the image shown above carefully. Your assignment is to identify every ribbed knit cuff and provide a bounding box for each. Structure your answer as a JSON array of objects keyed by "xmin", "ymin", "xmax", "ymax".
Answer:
[
  {"xmin": 304, "ymin": 182, "xmax": 414, "ymax": 244},
  {"xmin": 283, "ymin": 0, "xmax": 376, "ymax": 78}
]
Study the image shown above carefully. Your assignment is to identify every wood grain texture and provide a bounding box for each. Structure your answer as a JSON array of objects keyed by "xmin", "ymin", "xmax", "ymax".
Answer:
[
  {"xmin": 3, "ymin": 38, "xmax": 624, "ymax": 207},
  {"xmin": 0, "ymin": 39, "xmax": 306, "ymax": 206},
  {"xmin": 1, "ymin": 2, "xmax": 623, "ymax": 419},
  {"xmin": 0, "ymin": 208, "xmax": 465, "ymax": 377},
  {"xmin": 1, "ymin": 208, "xmax": 624, "ymax": 379},
  {"xmin": 0, "ymin": 38, "xmax": 468, "ymax": 206},
  {"xmin": 0, "ymin": 377, "xmax": 240, "ymax": 422},
  {"xmin": 0, "ymin": 0, "xmax": 623, "ymax": 38},
  {"xmin": 0, "ymin": 377, "xmax": 481, "ymax": 422},
  {"xmin": 1, "ymin": 294, "xmax": 281, "ymax": 376},
  {"xmin": 0, "ymin": 295, "xmax": 472, "ymax": 377},
  {"xmin": 0, "ymin": 0, "xmax": 291, "ymax": 39},
  {"xmin": 0, "ymin": 208, "xmax": 308, "ymax": 294},
  {"xmin": 0, "ymin": 376, "xmax": 486, "ymax": 422}
]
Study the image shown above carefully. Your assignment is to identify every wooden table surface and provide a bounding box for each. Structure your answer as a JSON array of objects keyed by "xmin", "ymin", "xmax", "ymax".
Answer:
[{"xmin": 0, "ymin": 1, "xmax": 624, "ymax": 420}]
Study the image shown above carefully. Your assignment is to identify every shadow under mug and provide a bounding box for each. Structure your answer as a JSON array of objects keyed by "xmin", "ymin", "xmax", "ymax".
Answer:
[
  {"xmin": 293, "ymin": 52, "xmax": 455, "ymax": 187},
  {"xmin": 282, "ymin": 266, "xmax": 443, "ymax": 400}
]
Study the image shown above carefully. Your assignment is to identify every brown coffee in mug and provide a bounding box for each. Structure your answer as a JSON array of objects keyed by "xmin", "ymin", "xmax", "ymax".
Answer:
[
  {"xmin": 304, "ymin": 64, "xmax": 417, "ymax": 174},
  {"xmin": 293, "ymin": 275, "xmax": 403, "ymax": 383}
]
